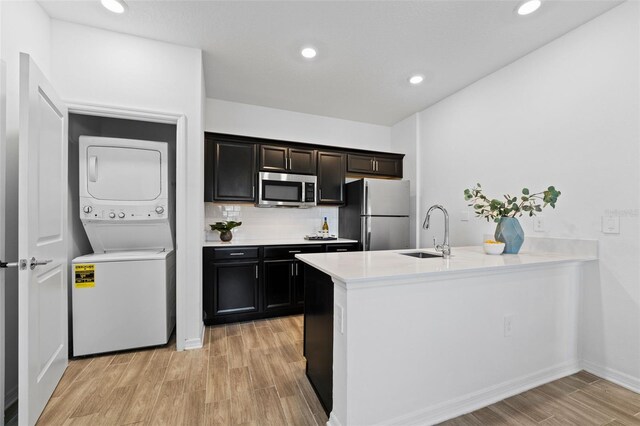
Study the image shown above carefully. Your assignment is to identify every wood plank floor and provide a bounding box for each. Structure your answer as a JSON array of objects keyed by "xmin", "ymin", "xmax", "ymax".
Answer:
[
  {"xmin": 440, "ymin": 370, "xmax": 640, "ymax": 425},
  {"xmin": 37, "ymin": 314, "xmax": 640, "ymax": 425}
]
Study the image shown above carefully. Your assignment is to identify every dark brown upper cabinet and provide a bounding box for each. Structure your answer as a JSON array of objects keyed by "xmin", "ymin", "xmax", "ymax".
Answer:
[
  {"xmin": 260, "ymin": 144, "xmax": 316, "ymax": 175},
  {"xmin": 347, "ymin": 153, "xmax": 402, "ymax": 178},
  {"xmin": 317, "ymin": 151, "xmax": 345, "ymax": 205},
  {"xmin": 205, "ymin": 137, "xmax": 256, "ymax": 202}
]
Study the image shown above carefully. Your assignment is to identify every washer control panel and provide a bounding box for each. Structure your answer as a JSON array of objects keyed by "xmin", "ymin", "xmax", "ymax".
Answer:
[{"xmin": 81, "ymin": 203, "xmax": 168, "ymax": 221}]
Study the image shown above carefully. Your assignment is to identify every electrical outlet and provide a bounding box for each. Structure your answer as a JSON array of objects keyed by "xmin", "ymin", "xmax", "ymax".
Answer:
[
  {"xmin": 460, "ymin": 211, "xmax": 469, "ymax": 222},
  {"xmin": 602, "ymin": 216, "xmax": 620, "ymax": 234},
  {"xmin": 335, "ymin": 304, "xmax": 344, "ymax": 334},
  {"xmin": 533, "ymin": 217, "xmax": 545, "ymax": 232},
  {"xmin": 504, "ymin": 314, "xmax": 514, "ymax": 337}
]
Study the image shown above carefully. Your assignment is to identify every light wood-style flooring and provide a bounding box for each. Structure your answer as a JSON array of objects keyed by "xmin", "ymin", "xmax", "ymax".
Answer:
[
  {"xmin": 440, "ymin": 371, "xmax": 640, "ymax": 425},
  {"xmin": 36, "ymin": 314, "xmax": 640, "ymax": 425}
]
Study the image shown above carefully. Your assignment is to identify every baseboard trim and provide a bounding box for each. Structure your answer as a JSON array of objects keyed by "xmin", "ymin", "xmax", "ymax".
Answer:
[
  {"xmin": 376, "ymin": 360, "xmax": 581, "ymax": 426},
  {"xmin": 327, "ymin": 412, "xmax": 343, "ymax": 426},
  {"xmin": 582, "ymin": 360, "xmax": 640, "ymax": 393},
  {"xmin": 183, "ymin": 326, "xmax": 205, "ymax": 351}
]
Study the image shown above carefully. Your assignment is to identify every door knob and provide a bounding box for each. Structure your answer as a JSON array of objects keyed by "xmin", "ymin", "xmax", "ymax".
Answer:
[{"xmin": 30, "ymin": 257, "xmax": 52, "ymax": 270}]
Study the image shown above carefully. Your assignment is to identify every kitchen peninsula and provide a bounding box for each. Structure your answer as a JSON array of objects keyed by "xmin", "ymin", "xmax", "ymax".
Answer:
[{"xmin": 297, "ymin": 244, "xmax": 598, "ymax": 425}]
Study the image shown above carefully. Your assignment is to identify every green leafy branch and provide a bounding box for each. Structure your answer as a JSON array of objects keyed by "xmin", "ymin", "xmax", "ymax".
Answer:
[
  {"xmin": 463, "ymin": 183, "xmax": 561, "ymax": 222},
  {"xmin": 210, "ymin": 221, "xmax": 242, "ymax": 232}
]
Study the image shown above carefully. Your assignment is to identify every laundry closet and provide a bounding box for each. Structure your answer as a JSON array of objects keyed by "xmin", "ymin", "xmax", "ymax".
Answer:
[{"xmin": 67, "ymin": 113, "xmax": 177, "ymax": 357}]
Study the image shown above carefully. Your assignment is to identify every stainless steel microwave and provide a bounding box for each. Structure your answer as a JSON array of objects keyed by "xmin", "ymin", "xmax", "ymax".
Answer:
[{"xmin": 257, "ymin": 172, "xmax": 317, "ymax": 208}]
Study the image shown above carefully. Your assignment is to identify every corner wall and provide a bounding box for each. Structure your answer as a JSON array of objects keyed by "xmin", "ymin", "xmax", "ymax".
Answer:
[
  {"xmin": 402, "ymin": 2, "xmax": 639, "ymax": 388},
  {"xmin": 0, "ymin": 0, "xmax": 52, "ymax": 408},
  {"xmin": 50, "ymin": 21, "xmax": 206, "ymax": 351}
]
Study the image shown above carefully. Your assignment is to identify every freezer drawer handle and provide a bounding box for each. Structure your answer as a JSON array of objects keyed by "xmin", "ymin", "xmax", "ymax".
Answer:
[
  {"xmin": 229, "ymin": 252, "xmax": 245, "ymax": 256},
  {"xmin": 288, "ymin": 250, "xmax": 301, "ymax": 254},
  {"xmin": 336, "ymin": 249, "xmax": 348, "ymax": 252}
]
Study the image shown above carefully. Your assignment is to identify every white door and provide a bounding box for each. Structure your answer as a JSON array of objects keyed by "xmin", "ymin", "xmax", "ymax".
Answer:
[
  {"xmin": 18, "ymin": 53, "xmax": 68, "ymax": 426},
  {"xmin": 0, "ymin": 60, "xmax": 7, "ymax": 420}
]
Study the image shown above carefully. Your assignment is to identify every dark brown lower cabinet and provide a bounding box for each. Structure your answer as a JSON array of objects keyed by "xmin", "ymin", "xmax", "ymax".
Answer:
[
  {"xmin": 263, "ymin": 260, "xmax": 294, "ymax": 310},
  {"xmin": 211, "ymin": 261, "xmax": 259, "ymax": 315},
  {"xmin": 203, "ymin": 243, "xmax": 357, "ymax": 325}
]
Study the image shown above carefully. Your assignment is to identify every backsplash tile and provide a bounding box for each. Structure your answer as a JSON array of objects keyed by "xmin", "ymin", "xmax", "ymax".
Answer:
[{"xmin": 205, "ymin": 203, "xmax": 339, "ymax": 241}]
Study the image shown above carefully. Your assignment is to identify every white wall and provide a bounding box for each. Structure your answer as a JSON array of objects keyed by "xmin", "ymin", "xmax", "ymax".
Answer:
[
  {"xmin": 206, "ymin": 98, "xmax": 393, "ymax": 152},
  {"xmin": 390, "ymin": 113, "xmax": 419, "ymax": 248},
  {"xmin": 50, "ymin": 21, "xmax": 205, "ymax": 350},
  {"xmin": 0, "ymin": 0, "xmax": 52, "ymax": 408},
  {"xmin": 407, "ymin": 2, "xmax": 639, "ymax": 389}
]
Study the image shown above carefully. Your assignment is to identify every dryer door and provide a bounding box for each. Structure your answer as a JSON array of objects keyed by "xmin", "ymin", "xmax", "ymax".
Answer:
[{"xmin": 86, "ymin": 146, "xmax": 162, "ymax": 201}]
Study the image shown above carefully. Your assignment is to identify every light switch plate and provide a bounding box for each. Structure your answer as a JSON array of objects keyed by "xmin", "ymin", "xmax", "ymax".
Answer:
[
  {"xmin": 602, "ymin": 216, "xmax": 620, "ymax": 234},
  {"xmin": 533, "ymin": 217, "xmax": 545, "ymax": 232}
]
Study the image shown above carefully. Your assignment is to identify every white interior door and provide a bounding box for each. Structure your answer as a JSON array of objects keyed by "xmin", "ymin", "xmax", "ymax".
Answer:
[
  {"xmin": 0, "ymin": 60, "xmax": 7, "ymax": 420},
  {"xmin": 18, "ymin": 53, "xmax": 68, "ymax": 426}
]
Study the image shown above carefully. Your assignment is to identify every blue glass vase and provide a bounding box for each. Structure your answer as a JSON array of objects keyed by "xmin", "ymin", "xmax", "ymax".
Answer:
[{"xmin": 494, "ymin": 217, "xmax": 524, "ymax": 254}]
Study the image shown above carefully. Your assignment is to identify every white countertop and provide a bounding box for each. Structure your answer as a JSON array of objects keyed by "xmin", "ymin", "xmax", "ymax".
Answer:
[
  {"xmin": 296, "ymin": 246, "xmax": 597, "ymax": 284},
  {"xmin": 203, "ymin": 237, "xmax": 358, "ymax": 247}
]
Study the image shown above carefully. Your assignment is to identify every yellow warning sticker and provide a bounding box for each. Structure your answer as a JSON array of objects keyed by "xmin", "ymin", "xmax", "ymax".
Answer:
[{"xmin": 74, "ymin": 264, "xmax": 95, "ymax": 288}]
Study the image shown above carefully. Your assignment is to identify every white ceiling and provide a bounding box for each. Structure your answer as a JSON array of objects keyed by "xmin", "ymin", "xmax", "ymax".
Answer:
[{"xmin": 38, "ymin": 0, "xmax": 623, "ymax": 126}]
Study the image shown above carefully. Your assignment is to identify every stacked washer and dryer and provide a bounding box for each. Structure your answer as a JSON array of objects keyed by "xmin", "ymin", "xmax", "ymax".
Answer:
[{"xmin": 72, "ymin": 136, "xmax": 176, "ymax": 357}]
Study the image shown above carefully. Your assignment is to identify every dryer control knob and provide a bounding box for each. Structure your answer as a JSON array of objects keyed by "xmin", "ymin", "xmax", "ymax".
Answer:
[
  {"xmin": 155, "ymin": 206, "xmax": 165, "ymax": 214},
  {"xmin": 118, "ymin": 212, "xmax": 125, "ymax": 219},
  {"xmin": 83, "ymin": 205, "xmax": 93, "ymax": 214},
  {"xmin": 109, "ymin": 212, "xmax": 116, "ymax": 219}
]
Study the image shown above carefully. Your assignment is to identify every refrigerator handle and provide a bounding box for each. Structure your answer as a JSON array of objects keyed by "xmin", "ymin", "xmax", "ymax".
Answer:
[
  {"xmin": 364, "ymin": 181, "xmax": 370, "ymax": 216},
  {"xmin": 364, "ymin": 216, "xmax": 372, "ymax": 251}
]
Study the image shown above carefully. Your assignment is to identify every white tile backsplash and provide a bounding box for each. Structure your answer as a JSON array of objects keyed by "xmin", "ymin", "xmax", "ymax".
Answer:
[{"xmin": 205, "ymin": 203, "xmax": 339, "ymax": 241}]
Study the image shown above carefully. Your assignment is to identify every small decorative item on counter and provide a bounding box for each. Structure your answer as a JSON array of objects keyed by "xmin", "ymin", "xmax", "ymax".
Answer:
[
  {"xmin": 209, "ymin": 221, "xmax": 242, "ymax": 242},
  {"xmin": 322, "ymin": 217, "xmax": 329, "ymax": 237},
  {"xmin": 483, "ymin": 239, "xmax": 506, "ymax": 255},
  {"xmin": 464, "ymin": 183, "xmax": 561, "ymax": 254}
]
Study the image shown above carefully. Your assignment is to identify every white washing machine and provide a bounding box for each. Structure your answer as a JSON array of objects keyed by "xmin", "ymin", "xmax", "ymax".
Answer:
[
  {"xmin": 72, "ymin": 250, "xmax": 175, "ymax": 356},
  {"xmin": 72, "ymin": 136, "xmax": 175, "ymax": 356}
]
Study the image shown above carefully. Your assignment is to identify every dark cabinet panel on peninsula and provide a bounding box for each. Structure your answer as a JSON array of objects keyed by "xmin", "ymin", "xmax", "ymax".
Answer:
[
  {"xmin": 303, "ymin": 264, "xmax": 334, "ymax": 416},
  {"xmin": 205, "ymin": 137, "xmax": 256, "ymax": 202}
]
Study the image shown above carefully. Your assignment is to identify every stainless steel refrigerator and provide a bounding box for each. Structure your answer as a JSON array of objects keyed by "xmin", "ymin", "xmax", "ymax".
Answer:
[{"xmin": 339, "ymin": 179, "xmax": 410, "ymax": 251}]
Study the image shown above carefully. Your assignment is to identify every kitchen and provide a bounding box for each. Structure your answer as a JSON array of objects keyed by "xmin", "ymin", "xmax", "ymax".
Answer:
[{"xmin": 0, "ymin": 0, "xmax": 639, "ymax": 425}]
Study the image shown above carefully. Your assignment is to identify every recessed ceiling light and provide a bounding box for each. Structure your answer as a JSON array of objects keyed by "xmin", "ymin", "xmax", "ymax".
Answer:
[
  {"xmin": 408, "ymin": 75, "xmax": 424, "ymax": 85},
  {"xmin": 301, "ymin": 47, "xmax": 317, "ymax": 59},
  {"xmin": 101, "ymin": 0, "xmax": 127, "ymax": 14},
  {"xmin": 517, "ymin": 0, "xmax": 541, "ymax": 16}
]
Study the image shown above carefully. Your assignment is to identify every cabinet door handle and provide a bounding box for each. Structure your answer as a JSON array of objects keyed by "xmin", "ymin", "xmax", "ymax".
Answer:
[
  {"xmin": 370, "ymin": 158, "xmax": 374, "ymax": 171},
  {"xmin": 255, "ymin": 265, "xmax": 259, "ymax": 279},
  {"xmin": 229, "ymin": 252, "xmax": 245, "ymax": 256},
  {"xmin": 290, "ymin": 263, "xmax": 295, "ymax": 276},
  {"xmin": 336, "ymin": 249, "xmax": 347, "ymax": 252},
  {"xmin": 318, "ymin": 188, "xmax": 322, "ymax": 201},
  {"xmin": 289, "ymin": 157, "xmax": 292, "ymax": 170},
  {"xmin": 375, "ymin": 160, "xmax": 379, "ymax": 172},
  {"xmin": 252, "ymin": 185, "xmax": 255, "ymax": 199},
  {"xmin": 295, "ymin": 262, "xmax": 299, "ymax": 276},
  {"xmin": 288, "ymin": 250, "xmax": 301, "ymax": 254}
]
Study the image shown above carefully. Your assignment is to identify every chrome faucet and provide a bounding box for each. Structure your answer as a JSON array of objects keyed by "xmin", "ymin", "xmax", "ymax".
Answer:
[{"xmin": 423, "ymin": 205, "xmax": 451, "ymax": 258}]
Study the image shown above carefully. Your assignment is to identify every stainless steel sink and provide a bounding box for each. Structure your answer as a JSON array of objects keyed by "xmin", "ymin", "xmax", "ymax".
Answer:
[{"xmin": 400, "ymin": 251, "xmax": 443, "ymax": 259}]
